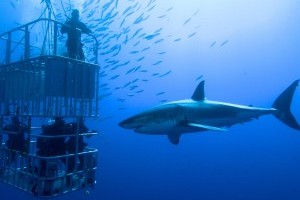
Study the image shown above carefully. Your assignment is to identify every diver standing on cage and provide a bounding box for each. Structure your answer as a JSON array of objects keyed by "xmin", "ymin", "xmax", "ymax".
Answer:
[{"xmin": 61, "ymin": 9, "xmax": 91, "ymax": 60}]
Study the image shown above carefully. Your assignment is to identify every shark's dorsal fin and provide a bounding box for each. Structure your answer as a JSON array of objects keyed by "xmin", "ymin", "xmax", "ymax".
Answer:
[{"xmin": 191, "ymin": 80, "xmax": 205, "ymax": 101}]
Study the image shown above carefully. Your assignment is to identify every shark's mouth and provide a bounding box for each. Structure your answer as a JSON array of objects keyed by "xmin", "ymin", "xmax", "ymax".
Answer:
[
  {"xmin": 119, "ymin": 119, "xmax": 142, "ymax": 129},
  {"xmin": 133, "ymin": 125, "xmax": 145, "ymax": 133}
]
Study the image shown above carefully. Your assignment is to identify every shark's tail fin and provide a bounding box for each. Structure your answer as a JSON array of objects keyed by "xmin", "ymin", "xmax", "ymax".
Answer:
[{"xmin": 272, "ymin": 80, "xmax": 300, "ymax": 130}]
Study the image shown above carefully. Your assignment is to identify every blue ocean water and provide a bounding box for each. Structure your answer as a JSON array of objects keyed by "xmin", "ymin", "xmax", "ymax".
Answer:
[{"xmin": 0, "ymin": 0, "xmax": 300, "ymax": 200}]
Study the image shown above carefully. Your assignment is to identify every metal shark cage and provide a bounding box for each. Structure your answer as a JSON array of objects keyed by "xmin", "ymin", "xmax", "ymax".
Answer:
[{"xmin": 0, "ymin": 18, "xmax": 100, "ymax": 197}]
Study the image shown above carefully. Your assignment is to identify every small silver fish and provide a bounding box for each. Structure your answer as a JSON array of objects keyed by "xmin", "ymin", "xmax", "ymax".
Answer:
[{"xmin": 220, "ymin": 40, "xmax": 229, "ymax": 47}]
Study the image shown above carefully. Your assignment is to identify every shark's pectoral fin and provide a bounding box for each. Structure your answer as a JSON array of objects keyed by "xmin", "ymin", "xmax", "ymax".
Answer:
[
  {"xmin": 188, "ymin": 123, "xmax": 227, "ymax": 132},
  {"xmin": 167, "ymin": 132, "xmax": 181, "ymax": 145}
]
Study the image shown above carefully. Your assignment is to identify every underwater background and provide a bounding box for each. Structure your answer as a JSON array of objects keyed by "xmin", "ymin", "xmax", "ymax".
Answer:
[{"xmin": 0, "ymin": 0, "xmax": 300, "ymax": 199}]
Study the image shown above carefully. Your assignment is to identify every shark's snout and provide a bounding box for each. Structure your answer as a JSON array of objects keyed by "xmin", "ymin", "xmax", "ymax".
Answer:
[{"xmin": 118, "ymin": 119, "xmax": 130, "ymax": 128}]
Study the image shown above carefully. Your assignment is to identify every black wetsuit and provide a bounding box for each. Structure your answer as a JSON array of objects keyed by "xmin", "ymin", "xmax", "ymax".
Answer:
[{"xmin": 61, "ymin": 19, "xmax": 91, "ymax": 60}]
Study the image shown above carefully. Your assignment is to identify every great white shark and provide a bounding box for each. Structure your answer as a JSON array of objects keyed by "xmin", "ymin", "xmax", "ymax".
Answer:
[{"xmin": 119, "ymin": 80, "xmax": 300, "ymax": 145}]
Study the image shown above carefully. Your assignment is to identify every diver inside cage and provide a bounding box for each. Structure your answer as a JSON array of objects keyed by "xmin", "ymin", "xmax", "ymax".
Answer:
[
  {"xmin": 3, "ymin": 116, "xmax": 29, "ymax": 165},
  {"xmin": 32, "ymin": 116, "xmax": 95, "ymax": 195},
  {"xmin": 32, "ymin": 116, "xmax": 67, "ymax": 196},
  {"xmin": 64, "ymin": 117, "xmax": 95, "ymax": 186},
  {"xmin": 36, "ymin": 116, "xmax": 67, "ymax": 176}
]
